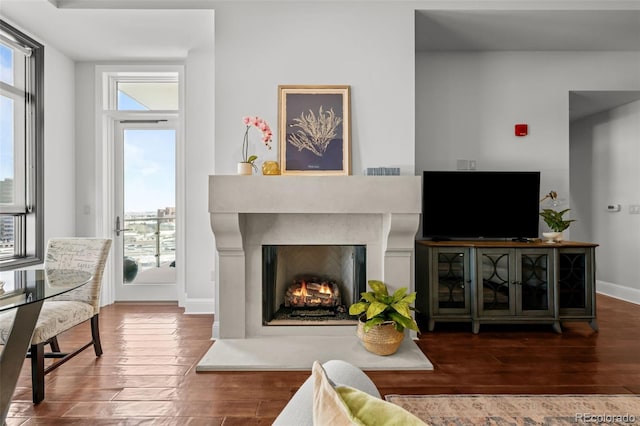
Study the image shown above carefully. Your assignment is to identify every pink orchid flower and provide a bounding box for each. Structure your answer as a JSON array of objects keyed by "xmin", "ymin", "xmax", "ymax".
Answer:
[{"xmin": 241, "ymin": 115, "xmax": 273, "ymax": 166}]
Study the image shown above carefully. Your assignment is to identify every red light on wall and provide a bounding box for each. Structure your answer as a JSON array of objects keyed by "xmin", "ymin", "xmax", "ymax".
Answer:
[{"xmin": 515, "ymin": 124, "xmax": 528, "ymax": 136}]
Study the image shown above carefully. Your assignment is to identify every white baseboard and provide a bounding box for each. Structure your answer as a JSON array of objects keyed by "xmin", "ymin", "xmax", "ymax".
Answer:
[
  {"xmin": 182, "ymin": 297, "xmax": 215, "ymax": 314},
  {"xmin": 596, "ymin": 280, "xmax": 640, "ymax": 305}
]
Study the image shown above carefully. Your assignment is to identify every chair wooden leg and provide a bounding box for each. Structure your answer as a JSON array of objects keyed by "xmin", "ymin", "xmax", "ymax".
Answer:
[
  {"xmin": 30, "ymin": 343, "xmax": 45, "ymax": 404},
  {"xmin": 91, "ymin": 314, "xmax": 103, "ymax": 357},
  {"xmin": 49, "ymin": 336, "xmax": 60, "ymax": 352},
  {"xmin": 26, "ymin": 315, "xmax": 102, "ymax": 404}
]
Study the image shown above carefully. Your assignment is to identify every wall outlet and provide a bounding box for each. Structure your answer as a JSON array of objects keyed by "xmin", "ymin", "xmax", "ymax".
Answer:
[
  {"xmin": 456, "ymin": 159, "xmax": 469, "ymax": 170},
  {"xmin": 456, "ymin": 159, "xmax": 476, "ymax": 170},
  {"xmin": 630, "ymin": 205, "xmax": 640, "ymax": 214}
]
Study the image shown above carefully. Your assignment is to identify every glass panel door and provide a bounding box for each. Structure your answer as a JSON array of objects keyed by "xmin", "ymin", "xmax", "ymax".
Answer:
[
  {"xmin": 114, "ymin": 121, "xmax": 177, "ymax": 301},
  {"xmin": 519, "ymin": 251, "xmax": 551, "ymax": 313},
  {"xmin": 558, "ymin": 252, "xmax": 587, "ymax": 309},
  {"xmin": 478, "ymin": 250, "xmax": 512, "ymax": 315},
  {"xmin": 436, "ymin": 251, "xmax": 467, "ymax": 310}
]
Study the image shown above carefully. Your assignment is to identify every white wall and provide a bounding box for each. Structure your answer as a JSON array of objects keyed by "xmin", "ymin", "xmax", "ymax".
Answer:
[
  {"xmin": 571, "ymin": 100, "xmax": 640, "ymax": 303},
  {"xmin": 75, "ymin": 63, "xmax": 97, "ymax": 237},
  {"xmin": 43, "ymin": 38, "xmax": 77, "ymax": 239},
  {"xmin": 184, "ymin": 48, "xmax": 216, "ymax": 306},
  {"xmin": 416, "ymin": 51, "xmax": 640, "ymax": 183},
  {"xmin": 213, "ymin": 2, "xmax": 416, "ymax": 176}
]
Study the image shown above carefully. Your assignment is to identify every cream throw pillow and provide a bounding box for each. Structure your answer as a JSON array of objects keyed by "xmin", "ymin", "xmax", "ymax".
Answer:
[
  {"xmin": 311, "ymin": 361, "xmax": 427, "ymax": 426},
  {"xmin": 312, "ymin": 361, "xmax": 356, "ymax": 425}
]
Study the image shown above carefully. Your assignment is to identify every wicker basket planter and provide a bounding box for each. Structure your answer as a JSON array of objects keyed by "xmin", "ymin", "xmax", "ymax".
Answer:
[
  {"xmin": 350, "ymin": 280, "xmax": 418, "ymax": 356},
  {"xmin": 357, "ymin": 317, "xmax": 404, "ymax": 356}
]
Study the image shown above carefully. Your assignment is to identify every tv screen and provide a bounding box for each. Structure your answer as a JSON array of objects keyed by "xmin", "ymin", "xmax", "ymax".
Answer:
[{"xmin": 422, "ymin": 171, "xmax": 540, "ymax": 240}]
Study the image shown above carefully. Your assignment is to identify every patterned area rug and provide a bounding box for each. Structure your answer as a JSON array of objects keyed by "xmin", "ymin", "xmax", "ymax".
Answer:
[{"xmin": 385, "ymin": 394, "xmax": 640, "ymax": 425}]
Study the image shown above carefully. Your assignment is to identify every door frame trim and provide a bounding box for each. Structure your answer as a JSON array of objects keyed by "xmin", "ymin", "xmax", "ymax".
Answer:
[{"xmin": 95, "ymin": 64, "xmax": 185, "ymax": 306}]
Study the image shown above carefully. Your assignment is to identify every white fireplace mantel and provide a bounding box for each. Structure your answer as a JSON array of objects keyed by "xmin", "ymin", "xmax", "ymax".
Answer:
[{"xmin": 208, "ymin": 175, "xmax": 422, "ymax": 339}]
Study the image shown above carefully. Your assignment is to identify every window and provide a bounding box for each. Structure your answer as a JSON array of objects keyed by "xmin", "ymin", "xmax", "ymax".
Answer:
[
  {"xmin": 116, "ymin": 79, "xmax": 179, "ymax": 111},
  {"xmin": 0, "ymin": 20, "xmax": 44, "ymax": 268}
]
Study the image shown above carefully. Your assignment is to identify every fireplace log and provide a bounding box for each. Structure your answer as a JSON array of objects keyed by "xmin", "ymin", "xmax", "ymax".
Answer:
[{"xmin": 284, "ymin": 279, "xmax": 341, "ymax": 308}]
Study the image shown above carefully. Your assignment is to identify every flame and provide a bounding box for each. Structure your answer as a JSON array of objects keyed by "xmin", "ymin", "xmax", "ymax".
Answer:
[
  {"xmin": 292, "ymin": 281, "xmax": 308, "ymax": 297},
  {"xmin": 291, "ymin": 281, "xmax": 334, "ymax": 298}
]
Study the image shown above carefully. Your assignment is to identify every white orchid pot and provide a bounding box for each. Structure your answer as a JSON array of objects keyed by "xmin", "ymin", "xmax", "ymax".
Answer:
[{"xmin": 237, "ymin": 162, "xmax": 253, "ymax": 175}]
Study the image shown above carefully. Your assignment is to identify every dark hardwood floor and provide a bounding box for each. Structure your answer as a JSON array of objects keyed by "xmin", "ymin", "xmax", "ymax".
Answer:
[{"xmin": 5, "ymin": 294, "xmax": 640, "ymax": 424}]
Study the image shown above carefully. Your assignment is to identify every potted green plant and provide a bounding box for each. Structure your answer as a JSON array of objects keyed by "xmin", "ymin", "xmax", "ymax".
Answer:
[
  {"xmin": 123, "ymin": 256, "xmax": 138, "ymax": 283},
  {"xmin": 349, "ymin": 280, "xmax": 420, "ymax": 355},
  {"xmin": 539, "ymin": 191, "xmax": 575, "ymax": 242}
]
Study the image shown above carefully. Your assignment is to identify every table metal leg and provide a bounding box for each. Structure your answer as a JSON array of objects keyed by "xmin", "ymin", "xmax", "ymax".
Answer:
[{"xmin": 0, "ymin": 300, "xmax": 43, "ymax": 425}]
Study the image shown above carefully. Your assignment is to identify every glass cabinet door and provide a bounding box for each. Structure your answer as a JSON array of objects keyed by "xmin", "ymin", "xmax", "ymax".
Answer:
[
  {"xmin": 435, "ymin": 250, "xmax": 468, "ymax": 311},
  {"xmin": 557, "ymin": 249, "xmax": 593, "ymax": 315},
  {"xmin": 518, "ymin": 250, "xmax": 554, "ymax": 316},
  {"xmin": 478, "ymin": 249, "xmax": 512, "ymax": 315},
  {"xmin": 559, "ymin": 251, "xmax": 586, "ymax": 308},
  {"xmin": 557, "ymin": 247, "xmax": 597, "ymax": 330}
]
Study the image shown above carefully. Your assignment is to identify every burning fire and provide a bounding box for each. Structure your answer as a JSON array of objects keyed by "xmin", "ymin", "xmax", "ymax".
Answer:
[
  {"xmin": 286, "ymin": 279, "xmax": 340, "ymax": 308},
  {"xmin": 292, "ymin": 281, "xmax": 335, "ymax": 297},
  {"xmin": 292, "ymin": 282, "xmax": 307, "ymax": 297},
  {"xmin": 320, "ymin": 283, "xmax": 332, "ymax": 294}
]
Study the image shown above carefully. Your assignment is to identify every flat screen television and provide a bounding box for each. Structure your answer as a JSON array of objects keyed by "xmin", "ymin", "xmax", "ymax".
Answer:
[{"xmin": 422, "ymin": 171, "xmax": 540, "ymax": 240}]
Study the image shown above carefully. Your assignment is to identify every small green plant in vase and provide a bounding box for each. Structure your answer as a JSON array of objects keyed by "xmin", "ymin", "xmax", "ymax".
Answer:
[
  {"xmin": 349, "ymin": 280, "xmax": 419, "ymax": 355},
  {"xmin": 539, "ymin": 191, "xmax": 575, "ymax": 242}
]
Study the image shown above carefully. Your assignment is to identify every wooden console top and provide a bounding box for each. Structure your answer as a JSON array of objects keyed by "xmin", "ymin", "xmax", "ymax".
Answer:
[{"xmin": 416, "ymin": 240, "xmax": 599, "ymax": 249}]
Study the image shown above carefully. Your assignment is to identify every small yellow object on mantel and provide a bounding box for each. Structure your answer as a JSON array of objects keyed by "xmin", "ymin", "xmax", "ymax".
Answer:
[{"xmin": 262, "ymin": 161, "xmax": 281, "ymax": 175}]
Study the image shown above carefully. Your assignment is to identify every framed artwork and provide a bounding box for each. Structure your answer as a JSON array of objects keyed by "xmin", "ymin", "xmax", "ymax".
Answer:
[{"xmin": 278, "ymin": 85, "xmax": 351, "ymax": 175}]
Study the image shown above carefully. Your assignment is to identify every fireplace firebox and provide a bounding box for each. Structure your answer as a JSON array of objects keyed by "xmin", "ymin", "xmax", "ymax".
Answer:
[{"xmin": 262, "ymin": 245, "xmax": 366, "ymax": 325}]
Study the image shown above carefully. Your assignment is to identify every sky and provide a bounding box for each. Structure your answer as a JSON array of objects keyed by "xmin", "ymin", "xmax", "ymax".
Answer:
[
  {"xmin": 1, "ymin": 44, "xmax": 14, "ymax": 181},
  {"xmin": 119, "ymin": 93, "xmax": 176, "ymax": 214},
  {"xmin": 123, "ymin": 127, "xmax": 175, "ymax": 214}
]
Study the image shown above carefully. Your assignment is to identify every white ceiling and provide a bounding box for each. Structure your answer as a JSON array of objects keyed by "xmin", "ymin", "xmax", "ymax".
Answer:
[
  {"xmin": 0, "ymin": 0, "xmax": 214, "ymax": 61},
  {"xmin": 1, "ymin": 2, "xmax": 638, "ymax": 119},
  {"xmin": 2, "ymin": 3, "xmax": 638, "ymax": 59},
  {"xmin": 569, "ymin": 91, "xmax": 640, "ymax": 120},
  {"xmin": 415, "ymin": 10, "xmax": 640, "ymax": 52}
]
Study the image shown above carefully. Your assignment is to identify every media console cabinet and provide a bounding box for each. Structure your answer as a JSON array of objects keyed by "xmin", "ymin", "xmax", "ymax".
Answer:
[{"xmin": 415, "ymin": 240, "xmax": 598, "ymax": 334}]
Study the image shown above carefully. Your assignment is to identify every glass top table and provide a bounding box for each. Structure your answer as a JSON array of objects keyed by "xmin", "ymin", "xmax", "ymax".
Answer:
[
  {"xmin": 0, "ymin": 268, "xmax": 92, "ymax": 423},
  {"xmin": 0, "ymin": 269, "xmax": 93, "ymax": 312}
]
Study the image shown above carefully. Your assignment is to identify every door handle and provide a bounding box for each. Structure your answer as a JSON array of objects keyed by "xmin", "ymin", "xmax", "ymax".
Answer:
[{"xmin": 115, "ymin": 216, "xmax": 131, "ymax": 237}]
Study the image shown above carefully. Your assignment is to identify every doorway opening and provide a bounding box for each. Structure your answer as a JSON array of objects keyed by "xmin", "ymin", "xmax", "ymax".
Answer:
[{"xmin": 101, "ymin": 67, "xmax": 183, "ymax": 302}]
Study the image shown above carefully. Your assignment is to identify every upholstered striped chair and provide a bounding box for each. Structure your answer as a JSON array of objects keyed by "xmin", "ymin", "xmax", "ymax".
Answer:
[{"xmin": 0, "ymin": 238, "xmax": 111, "ymax": 403}]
